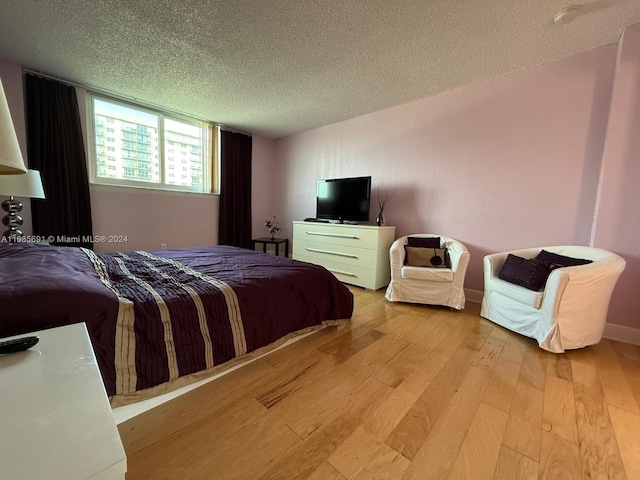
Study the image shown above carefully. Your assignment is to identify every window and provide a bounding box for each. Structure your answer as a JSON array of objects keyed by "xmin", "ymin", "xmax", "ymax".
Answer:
[{"xmin": 89, "ymin": 94, "xmax": 217, "ymax": 193}]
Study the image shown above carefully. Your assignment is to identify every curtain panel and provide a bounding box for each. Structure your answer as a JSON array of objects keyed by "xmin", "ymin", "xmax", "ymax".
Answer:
[
  {"xmin": 25, "ymin": 74, "xmax": 93, "ymax": 249},
  {"xmin": 218, "ymin": 129, "xmax": 252, "ymax": 249}
]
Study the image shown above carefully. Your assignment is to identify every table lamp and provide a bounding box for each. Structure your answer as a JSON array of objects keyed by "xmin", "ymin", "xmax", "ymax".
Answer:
[
  {"xmin": 0, "ymin": 169, "xmax": 46, "ymax": 238},
  {"xmin": 0, "ymin": 77, "xmax": 28, "ymax": 174}
]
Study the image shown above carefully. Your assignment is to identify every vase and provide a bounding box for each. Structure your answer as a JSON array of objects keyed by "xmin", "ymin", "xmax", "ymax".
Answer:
[{"xmin": 376, "ymin": 208, "xmax": 384, "ymax": 226}]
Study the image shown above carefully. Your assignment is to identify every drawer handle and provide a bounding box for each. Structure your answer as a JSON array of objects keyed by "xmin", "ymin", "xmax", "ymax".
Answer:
[
  {"xmin": 305, "ymin": 247, "xmax": 358, "ymax": 259},
  {"xmin": 327, "ymin": 268, "xmax": 358, "ymax": 277},
  {"xmin": 305, "ymin": 231, "xmax": 360, "ymax": 239}
]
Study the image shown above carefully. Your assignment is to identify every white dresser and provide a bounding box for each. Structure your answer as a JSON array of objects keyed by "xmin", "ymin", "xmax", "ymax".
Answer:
[
  {"xmin": 292, "ymin": 221, "xmax": 396, "ymax": 290},
  {"xmin": 0, "ymin": 323, "xmax": 127, "ymax": 480}
]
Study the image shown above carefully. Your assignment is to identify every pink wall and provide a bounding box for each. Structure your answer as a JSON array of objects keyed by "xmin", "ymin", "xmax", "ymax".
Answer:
[
  {"xmin": 592, "ymin": 23, "xmax": 640, "ymax": 328},
  {"xmin": 251, "ymin": 134, "xmax": 281, "ymax": 238},
  {"xmin": 273, "ymin": 42, "xmax": 640, "ymax": 327},
  {"xmin": 90, "ymin": 185, "xmax": 219, "ymax": 253}
]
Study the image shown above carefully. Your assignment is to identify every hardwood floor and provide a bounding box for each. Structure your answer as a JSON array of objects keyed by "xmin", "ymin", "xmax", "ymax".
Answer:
[{"xmin": 118, "ymin": 287, "xmax": 640, "ymax": 479}]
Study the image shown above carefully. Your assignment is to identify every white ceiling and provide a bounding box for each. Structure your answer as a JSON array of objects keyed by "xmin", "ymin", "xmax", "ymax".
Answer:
[{"xmin": 1, "ymin": 0, "xmax": 639, "ymax": 139}]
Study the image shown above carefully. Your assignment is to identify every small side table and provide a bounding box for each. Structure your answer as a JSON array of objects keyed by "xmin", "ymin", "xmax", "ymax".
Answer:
[
  {"xmin": 252, "ymin": 237, "xmax": 289, "ymax": 258},
  {"xmin": 0, "ymin": 323, "xmax": 127, "ymax": 479}
]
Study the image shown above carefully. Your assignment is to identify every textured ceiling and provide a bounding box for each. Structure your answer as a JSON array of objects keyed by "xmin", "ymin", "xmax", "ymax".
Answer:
[{"xmin": 0, "ymin": 0, "xmax": 639, "ymax": 138}]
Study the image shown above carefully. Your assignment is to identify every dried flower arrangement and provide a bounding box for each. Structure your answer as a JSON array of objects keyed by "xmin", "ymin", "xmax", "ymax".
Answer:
[
  {"xmin": 264, "ymin": 216, "xmax": 282, "ymax": 239},
  {"xmin": 376, "ymin": 188, "xmax": 395, "ymax": 226}
]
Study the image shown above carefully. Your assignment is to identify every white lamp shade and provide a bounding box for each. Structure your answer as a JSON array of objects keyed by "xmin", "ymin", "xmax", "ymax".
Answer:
[
  {"xmin": 0, "ymin": 169, "xmax": 45, "ymax": 198},
  {"xmin": 0, "ymin": 77, "xmax": 28, "ymax": 175}
]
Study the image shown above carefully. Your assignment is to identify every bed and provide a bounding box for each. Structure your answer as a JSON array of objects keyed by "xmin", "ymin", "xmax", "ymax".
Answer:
[{"xmin": 0, "ymin": 243, "xmax": 353, "ymax": 404}]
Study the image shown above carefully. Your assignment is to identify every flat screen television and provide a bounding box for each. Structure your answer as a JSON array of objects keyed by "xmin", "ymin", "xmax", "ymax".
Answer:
[{"xmin": 316, "ymin": 176, "xmax": 371, "ymax": 223}]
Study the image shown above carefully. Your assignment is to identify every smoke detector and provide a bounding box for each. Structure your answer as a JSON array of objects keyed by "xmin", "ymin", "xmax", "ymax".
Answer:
[{"xmin": 554, "ymin": 6, "xmax": 580, "ymax": 24}]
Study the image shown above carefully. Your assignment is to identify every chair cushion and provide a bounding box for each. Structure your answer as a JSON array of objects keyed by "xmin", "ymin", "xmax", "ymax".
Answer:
[
  {"xmin": 407, "ymin": 236, "xmax": 440, "ymax": 248},
  {"xmin": 401, "ymin": 265, "xmax": 454, "ymax": 282},
  {"xmin": 404, "ymin": 246, "xmax": 450, "ymax": 268},
  {"xmin": 498, "ymin": 254, "xmax": 550, "ymax": 291},
  {"xmin": 536, "ymin": 250, "xmax": 593, "ymax": 270},
  {"xmin": 489, "ymin": 276, "xmax": 544, "ymax": 309}
]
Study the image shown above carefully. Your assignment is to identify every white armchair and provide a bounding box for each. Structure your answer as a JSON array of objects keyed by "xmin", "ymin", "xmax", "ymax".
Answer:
[
  {"xmin": 385, "ymin": 234, "xmax": 470, "ymax": 310},
  {"xmin": 481, "ymin": 246, "xmax": 625, "ymax": 352}
]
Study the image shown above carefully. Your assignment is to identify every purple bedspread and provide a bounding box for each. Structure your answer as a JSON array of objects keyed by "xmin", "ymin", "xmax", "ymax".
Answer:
[{"xmin": 0, "ymin": 243, "xmax": 353, "ymax": 397}]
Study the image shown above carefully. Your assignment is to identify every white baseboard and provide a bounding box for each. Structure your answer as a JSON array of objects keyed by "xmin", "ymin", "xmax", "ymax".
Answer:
[
  {"xmin": 603, "ymin": 323, "xmax": 640, "ymax": 346},
  {"xmin": 465, "ymin": 289, "xmax": 484, "ymax": 304}
]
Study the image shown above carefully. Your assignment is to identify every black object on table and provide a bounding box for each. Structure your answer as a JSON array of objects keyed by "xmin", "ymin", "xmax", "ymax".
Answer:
[
  {"xmin": 0, "ymin": 336, "xmax": 39, "ymax": 354},
  {"xmin": 252, "ymin": 237, "xmax": 289, "ymax": 258}
]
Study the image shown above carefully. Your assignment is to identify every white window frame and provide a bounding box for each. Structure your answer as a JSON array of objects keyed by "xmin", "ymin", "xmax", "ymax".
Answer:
[{"xmin": 87, "ymin": 92, "xmax": 218, "ymax": 194}]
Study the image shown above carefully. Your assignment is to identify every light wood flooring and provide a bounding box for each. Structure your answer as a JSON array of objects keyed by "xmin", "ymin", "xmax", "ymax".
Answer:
[{"xmin": 118, "ymin": 287, "xmax": 640, "ymax": 479}]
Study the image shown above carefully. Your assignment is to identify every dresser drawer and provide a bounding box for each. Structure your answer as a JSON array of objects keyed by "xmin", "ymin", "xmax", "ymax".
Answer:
[
  {"xmin": 293, "ymin": 223, "xmax": 380, "ymax": 249},
  {"xmin": 293, "ymin": 254, "xmax": 378, "ymax": 290},
  {"xmin": 293, "ymin": 237, "xmax": 378, "ymax": 267}
]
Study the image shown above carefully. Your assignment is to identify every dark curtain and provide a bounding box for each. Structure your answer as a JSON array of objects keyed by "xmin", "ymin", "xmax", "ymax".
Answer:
[
  {"xmin": 25, "ymin": 74, "xmax": 93, "ymax": 249},
  {"xmin": 218, "ymin": 129, "xmax": 252, "ymax": 249}
]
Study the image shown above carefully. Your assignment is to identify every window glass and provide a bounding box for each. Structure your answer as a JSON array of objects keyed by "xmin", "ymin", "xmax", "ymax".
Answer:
[{"xmin": 90, "ymin": 95, "xmax": 214, "ymax": 193}]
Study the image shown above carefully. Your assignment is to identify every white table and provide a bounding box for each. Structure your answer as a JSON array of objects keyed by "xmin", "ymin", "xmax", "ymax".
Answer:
[{"xmin": 0, "ymin": 323, "xmax": 127, "ymax": 480}]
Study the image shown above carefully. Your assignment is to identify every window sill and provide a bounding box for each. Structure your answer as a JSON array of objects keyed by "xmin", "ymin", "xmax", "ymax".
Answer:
[{"xmin": 89, "ymin": 182, "xmax": 219, "ymax": 197}]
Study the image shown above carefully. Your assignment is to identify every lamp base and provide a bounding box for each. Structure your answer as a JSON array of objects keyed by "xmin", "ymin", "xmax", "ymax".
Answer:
[{"xmin": 2, "ymin": 195, "xmax": 24, "ymax": 239}]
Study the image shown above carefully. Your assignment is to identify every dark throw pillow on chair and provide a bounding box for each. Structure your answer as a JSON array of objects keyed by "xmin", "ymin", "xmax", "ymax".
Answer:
[
  {"xmin": 535, "ymin": 250, "xmax": 593, "ymax": 270},
  {"xmin": 405, "ymin": 246, "xmax": 450, "ymax": 268},
  {"xmin": 406, "ymin": 236, "xmax": 441, "ymax": 248},
  {"xmin": 498, "ymin": 254, "xmax": 551, "ymax": 291}
]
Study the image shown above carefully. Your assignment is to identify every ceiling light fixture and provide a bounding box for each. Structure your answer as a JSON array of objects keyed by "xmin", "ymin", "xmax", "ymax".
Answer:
[{"xmin": 554, "ymin": 6, "xmax": 580, "ymax": 24}]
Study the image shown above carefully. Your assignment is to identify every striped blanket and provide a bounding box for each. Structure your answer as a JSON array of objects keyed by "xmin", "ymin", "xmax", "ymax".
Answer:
[{"xmin": 84, "ymin": 249, "xmax": 250, "ymax": 396}]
